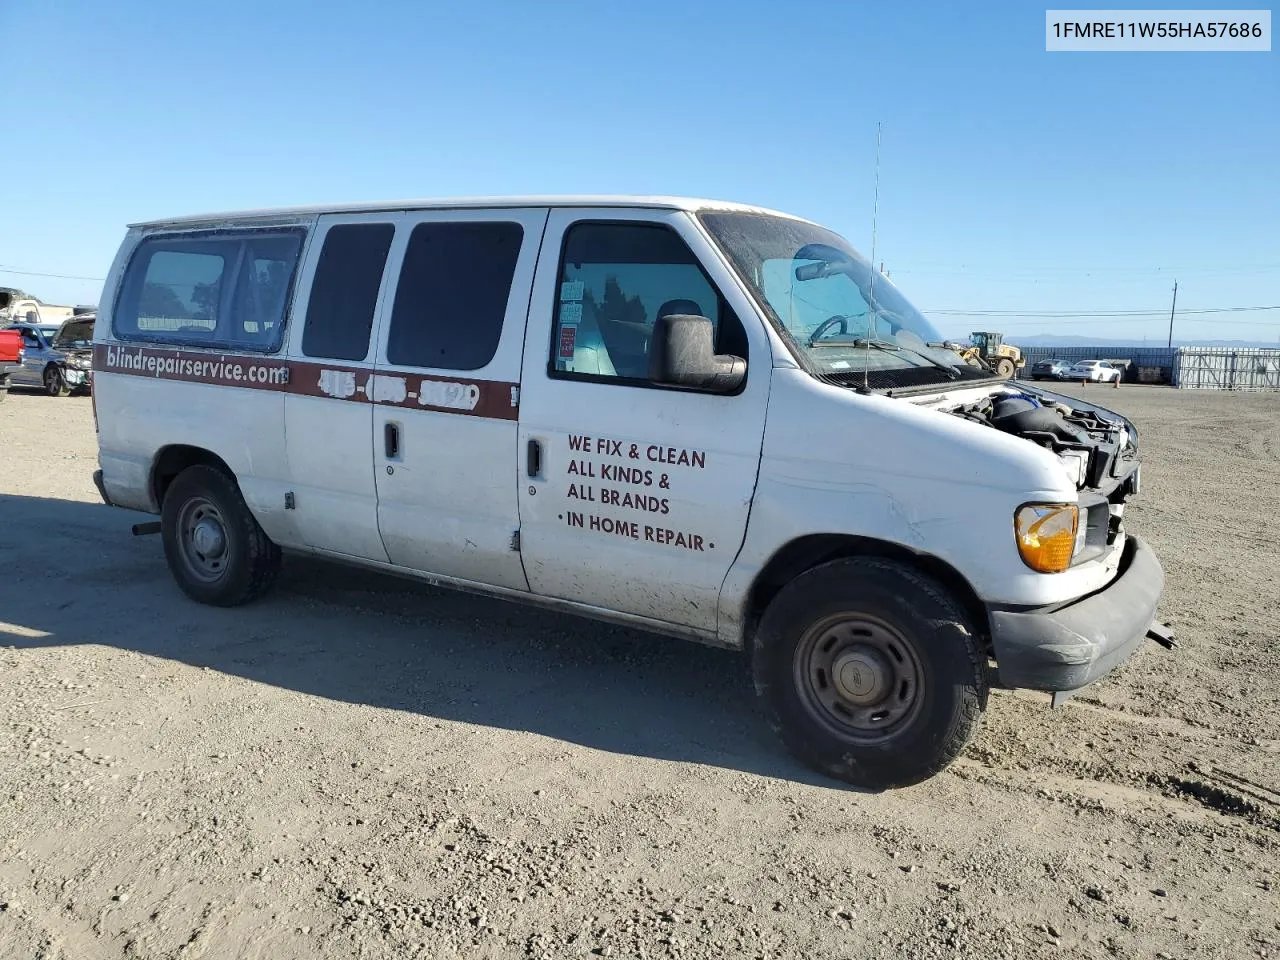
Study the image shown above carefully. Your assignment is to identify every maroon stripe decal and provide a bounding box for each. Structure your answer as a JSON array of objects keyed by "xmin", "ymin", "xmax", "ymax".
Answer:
[{"xmin": 94, "ymin": 344, "xmax": 519, "ymax": 420}]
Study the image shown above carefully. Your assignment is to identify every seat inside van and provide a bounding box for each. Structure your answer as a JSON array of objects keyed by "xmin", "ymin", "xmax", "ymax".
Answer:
[{"xmin": 574, "ymin": 298, "xmax": 710, "ymax": 380}]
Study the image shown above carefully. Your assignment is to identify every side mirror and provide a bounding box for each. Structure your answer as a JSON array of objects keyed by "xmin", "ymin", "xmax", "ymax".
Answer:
[
  {"xmin": 25, "ymin": 310, "xmax": 38, "ymax": 324},
  {"xmin": 649, "ymin": 314, "xmax": 746, "ymax": 393}
]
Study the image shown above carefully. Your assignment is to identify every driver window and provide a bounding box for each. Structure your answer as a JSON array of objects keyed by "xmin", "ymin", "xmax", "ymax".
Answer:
[{"xmin": 550, "ymin": 221, "xmax": 745, "ymax": 383}]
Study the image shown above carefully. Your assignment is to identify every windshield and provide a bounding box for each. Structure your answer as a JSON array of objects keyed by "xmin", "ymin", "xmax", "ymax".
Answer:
[
  {"xmin": 54, "ymin": 319, "xmax": 94, "ymax": 348},
  {"xmin": 699, "ymin": 211, "xmax": 993, "ymax": 390}
]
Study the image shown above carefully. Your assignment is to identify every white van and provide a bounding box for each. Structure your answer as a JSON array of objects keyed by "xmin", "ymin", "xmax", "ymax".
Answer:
[{"xmin": 90, "ymin": 196, "xmax": 1168, "ymax": 789}]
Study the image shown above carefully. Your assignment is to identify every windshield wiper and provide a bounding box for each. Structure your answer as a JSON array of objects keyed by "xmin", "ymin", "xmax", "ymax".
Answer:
[{"xmin": 812, "ymin": 337, "xmax": 963, "ymax": 380}]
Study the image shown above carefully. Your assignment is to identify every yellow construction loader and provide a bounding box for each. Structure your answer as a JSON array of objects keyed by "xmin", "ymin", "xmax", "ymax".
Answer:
[{"xmin": 943, "ymin": 332, "xmax": 1026, "ymax": 378}]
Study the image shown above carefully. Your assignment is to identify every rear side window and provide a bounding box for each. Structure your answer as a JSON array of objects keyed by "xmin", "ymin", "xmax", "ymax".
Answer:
[
  {"xmin": 302, "ymin": 223, "xmax": 395, "ymax": 361},
  {"xmin": 115, "ymin": 230, "xmax": 303, "ymax": 351},
  {"xmin": 385, "ymin": 221, "xmax": 523, "ymax": 370}
]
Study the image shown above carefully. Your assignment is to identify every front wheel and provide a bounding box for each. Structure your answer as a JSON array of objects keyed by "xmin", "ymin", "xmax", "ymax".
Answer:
[
  {"xmin": 161, "ymin": 465, "xmax": 281, "ymax": 606},
  {"xmin": 995, "ymin": 358, "xmax": 1015, "ymax": 378},
  {"xmin": 44, "ymin": 366, "xmax": 70, "ymax": 397},
  {"xmin": 752, "ymin": 557, "xmax": 987, "ymax": 790}
]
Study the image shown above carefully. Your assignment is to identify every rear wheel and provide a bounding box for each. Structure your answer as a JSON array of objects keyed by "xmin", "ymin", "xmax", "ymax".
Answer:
[
  {"xmin": 44, "ymin": 365, "xmax": 70, "ymax": 397},
  {"xmin": 752, "ymin": 557, "xmax": 987, "ymax": 790},
  {"xmin": 995, "ymin": 358, "xmax": 1015, "ymax": 378},
  {"xmin": 161, "ymin": 465, "xmax": 281, "ymax": 606}
]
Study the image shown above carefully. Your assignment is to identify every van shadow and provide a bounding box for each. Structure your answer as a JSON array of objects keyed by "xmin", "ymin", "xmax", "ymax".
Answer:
[{"xmin": 0, "ymin": 494, "xmax": 832, "ymax": 789}]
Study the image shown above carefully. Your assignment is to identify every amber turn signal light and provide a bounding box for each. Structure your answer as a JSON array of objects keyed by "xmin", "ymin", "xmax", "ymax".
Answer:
[{"xmin": 1015, "ymin": 503, "xmax": 1079, "ymax": 573}]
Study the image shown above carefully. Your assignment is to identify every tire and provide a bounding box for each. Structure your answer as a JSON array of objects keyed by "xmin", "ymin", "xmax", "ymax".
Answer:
[
  {"xmin": 44, "ymin": 365, "xmax": 70, "ymax": 397},
  {"xmin": 160, "ymin": 464, "xmax": 281, "ymax": 606},
  {"xmin": 995, "ymin": 358, "xmax": 1015, "ymax": 378},
  {"xmin": 752, "ymin": 557, "xmax": 987, "ymax": 790}
]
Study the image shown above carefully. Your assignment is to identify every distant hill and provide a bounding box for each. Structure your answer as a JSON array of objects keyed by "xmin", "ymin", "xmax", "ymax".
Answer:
[{"xmin": 987, "ymin": 334, "xmax": 1280, "ymax": 349}]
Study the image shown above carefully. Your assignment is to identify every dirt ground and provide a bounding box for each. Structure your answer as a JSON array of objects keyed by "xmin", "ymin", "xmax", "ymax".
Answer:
[{"xmin": 1, "ymin": 382, "xmax": 1277, "ymax": 960}]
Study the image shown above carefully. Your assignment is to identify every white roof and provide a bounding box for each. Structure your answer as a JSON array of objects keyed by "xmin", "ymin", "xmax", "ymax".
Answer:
[{"xmin": 129, "ymin": 195, "xmax": 814, "ymax": 229}]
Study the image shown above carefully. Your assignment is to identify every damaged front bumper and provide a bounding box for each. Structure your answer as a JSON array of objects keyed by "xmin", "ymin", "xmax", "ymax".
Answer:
[
  {"xmin": 63, "ymin": 365, "xmax": 93, "ymax": 390},
  {"xmin": 990, "ymin": 536, "xmax": 1168, "ymax": 697}
]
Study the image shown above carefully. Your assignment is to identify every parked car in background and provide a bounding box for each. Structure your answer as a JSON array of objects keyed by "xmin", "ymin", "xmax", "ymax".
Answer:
[
  {"xmin": 0, "ymin": 326, "xmax": 23, "ymax": 401},
  {"xmin": 1067, "ymin": 360, "xmax": 1122, "ymax": 383},
  {"xmin": 1030, "ymin": 358, "xmax": 1072, "ymax": 380},
  {"xmin": 4, "ymin": 316, "xmax": 95, "ymax": 396}
]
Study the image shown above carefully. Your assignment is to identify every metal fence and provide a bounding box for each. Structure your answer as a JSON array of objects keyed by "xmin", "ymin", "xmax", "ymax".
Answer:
[
  {"xmin": 1173, "ymin": 347, "xmax": 1280, "ymax": 390},
  {"xmin": 1013, "ymin": 344, "xmax": 1280, "ymax": 391}
]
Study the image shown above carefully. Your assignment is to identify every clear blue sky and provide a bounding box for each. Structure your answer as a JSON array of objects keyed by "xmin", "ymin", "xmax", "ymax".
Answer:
[{"xmin": 1, "ymin": 0, "xmax": 1275, "ymax": 341}]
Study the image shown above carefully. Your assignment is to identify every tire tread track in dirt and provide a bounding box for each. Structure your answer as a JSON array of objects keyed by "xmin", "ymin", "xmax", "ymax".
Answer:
[{"xmin": 2, "ymin": 385, "xmax": 1279, "ymax": 959}]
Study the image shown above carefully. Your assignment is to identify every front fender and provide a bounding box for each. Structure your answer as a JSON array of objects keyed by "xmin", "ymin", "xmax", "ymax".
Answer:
[
  {"xmin": 716, "ymin": 467, "xmax": 1034, "ymax": 646},
  {"xmin": 714, "ymin": 368, "xmax": 1125, "ymax": 646}
]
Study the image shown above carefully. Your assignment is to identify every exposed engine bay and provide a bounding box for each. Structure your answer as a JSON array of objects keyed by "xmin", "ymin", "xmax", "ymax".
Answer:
[
  {"xmin": 948, "ymin": 388, "xmax": 1141, "ymax": 500},
  {"xmin": 937, "ymin": 386, "xmax": 1143, "ymax": 555}
]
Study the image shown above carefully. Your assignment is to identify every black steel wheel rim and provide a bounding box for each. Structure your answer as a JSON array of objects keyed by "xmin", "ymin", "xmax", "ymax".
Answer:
[
  {"xmin": 176, "ymin": 497, "xmax": 230, "ymax": 584},
  {"xmin": 792, "ymin": 612, "xmax": 925, "ymax": 744}
]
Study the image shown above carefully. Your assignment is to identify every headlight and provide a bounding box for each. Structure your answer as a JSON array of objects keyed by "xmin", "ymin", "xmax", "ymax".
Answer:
[
  {"xmin": 1015, "ymin": 503, "xmax": 1079, "ymax": 573},
  {"xmin": 66, "ymin": 356, "xmax": 88, "ymax": 369}
]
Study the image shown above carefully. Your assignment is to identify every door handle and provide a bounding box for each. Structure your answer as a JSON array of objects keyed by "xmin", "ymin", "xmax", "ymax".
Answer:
[
  {"xmin": 384, "ymin": 422, "xmax": 400, "ymax": 459},
  {"xmin": 527, "ymin": 438, "xmax": 542, "ymax": 478}
]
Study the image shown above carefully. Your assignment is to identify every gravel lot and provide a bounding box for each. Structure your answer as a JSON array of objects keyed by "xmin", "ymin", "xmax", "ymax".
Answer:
[{"xmin": 1, "ymin": 383, "xmax": 1277, "ymax": 960}]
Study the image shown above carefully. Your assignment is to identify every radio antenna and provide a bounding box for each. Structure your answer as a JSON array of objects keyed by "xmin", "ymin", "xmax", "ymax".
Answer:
[{"xmin": 864, "ymin": 121, "xmax": 883, "ymax": 392}]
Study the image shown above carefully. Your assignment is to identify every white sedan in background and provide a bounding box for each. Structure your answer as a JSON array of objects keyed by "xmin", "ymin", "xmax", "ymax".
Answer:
[{"xmin": 1066, "ymin": 360, "xmax": 1122, "ymax": 383}]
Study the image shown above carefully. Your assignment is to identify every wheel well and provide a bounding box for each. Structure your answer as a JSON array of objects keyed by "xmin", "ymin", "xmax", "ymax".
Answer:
[
  {"xmin": 151, "ymin": 446, "xmax": 233, "ymax": 509},
  {"xmin": 745, "ymin": 534, "xmax": 991, "ymax": 653}
]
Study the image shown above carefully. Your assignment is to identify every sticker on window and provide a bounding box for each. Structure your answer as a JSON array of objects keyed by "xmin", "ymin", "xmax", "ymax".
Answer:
[
  {"xmin": 558, "ymin": 325, "xmax": 578, "ymax": 359},
  {"xmin": 560, "ymin": 280, "xmax": 584, "ymax": 302},
  {"xmin": 559, "ymin": 301, "xmax": 583, "ymax": 325}
]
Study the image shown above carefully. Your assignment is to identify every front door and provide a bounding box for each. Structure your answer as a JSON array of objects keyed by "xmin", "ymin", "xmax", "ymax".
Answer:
[
  {"xmin": 371, "ymin": 208, "xmax": 547, "ymax": 590},
  {"xmin": 16, "ymin": 327, "xmax": 47, "ymax": 386},
  {"xmin": 516, "ymin": 208, "xmax": 771, "ymax": 635}
]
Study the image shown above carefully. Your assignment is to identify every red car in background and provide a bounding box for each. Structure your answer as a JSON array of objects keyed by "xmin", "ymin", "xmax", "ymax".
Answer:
[{"xmin": 0, "ymin": 326, "xmax": 22, "ymax": 401}]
